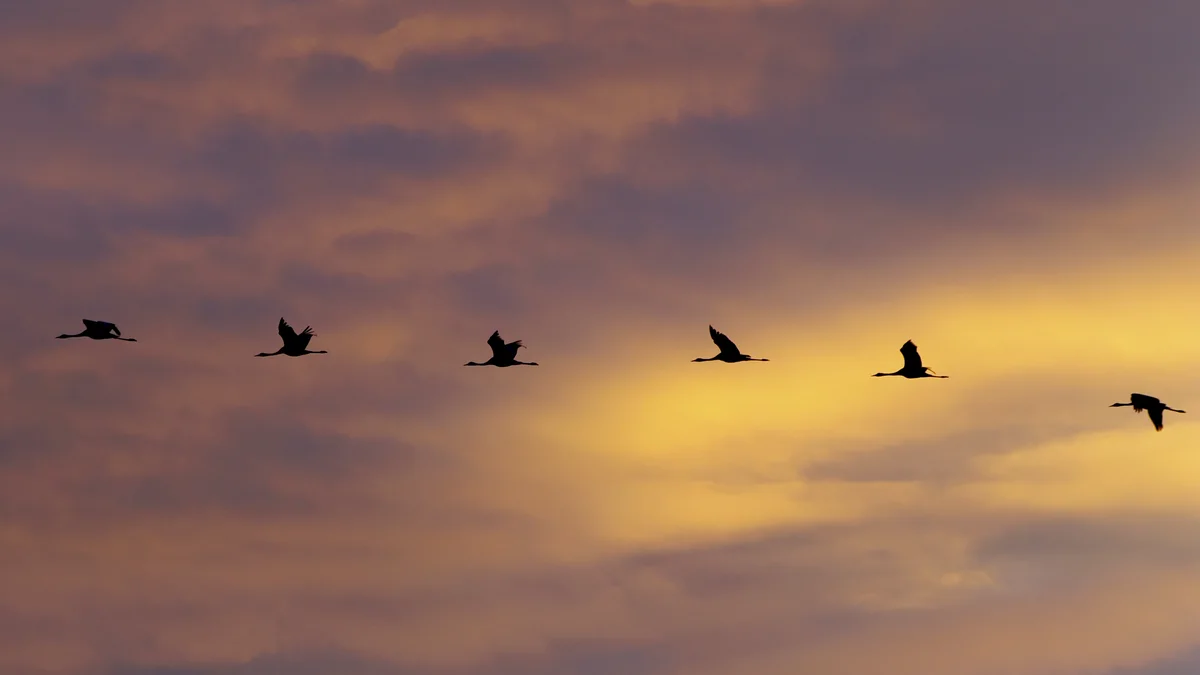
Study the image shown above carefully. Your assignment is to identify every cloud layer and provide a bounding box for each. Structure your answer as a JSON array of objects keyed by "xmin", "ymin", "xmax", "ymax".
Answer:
[{"xmin": 3, "ymin": 1, "xmax": 1200, "ymax": 674}]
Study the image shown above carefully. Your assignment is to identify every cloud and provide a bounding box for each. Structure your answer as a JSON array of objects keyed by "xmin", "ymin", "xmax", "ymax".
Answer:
[
  {"xmin": 629, "ymin": 0, "xmax": 1200, "ymax": 210},
  {"xmin": 103, "ymin": 640, "xmax": 670, "ymax": 675},
  {"xmin": 84, "ymin": 513, "xmax": 1200, "ymax": 675},
  {"xmin": 3, "ymin": 0, "xmax": 1200, "ymax": 674},
  {"xmin": 1106, "ymin": 647, "xmax": 1200, "ymax": 675}
]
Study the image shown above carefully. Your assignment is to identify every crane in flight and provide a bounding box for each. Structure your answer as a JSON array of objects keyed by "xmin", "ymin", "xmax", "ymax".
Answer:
[
  {"xmin": 465, "ymin": 330, "xmax": 539, "ymax": 367},
  {"xmin": 1110, "ymin": 393, "xmax": 1185, "ymax": 431},
  {"xmin": 56, "ymin": 319, "xmax": 137, "ymax": 342},
  {"xmin": 692, "ymin": 325, "xmax": 768, "ymax": 363},
  {"xmin": 872, "ymin": 340, "xmax": 947, "ymax": 379},
  {"xmin": 255, "ymin": 317, "xmax": 328, "ymax": 357}
]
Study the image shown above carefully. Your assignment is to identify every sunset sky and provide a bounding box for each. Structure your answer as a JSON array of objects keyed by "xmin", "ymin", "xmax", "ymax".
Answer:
[{"xmin": 3, "ymin": 1, "xmax": 1200, "ymax": 673}]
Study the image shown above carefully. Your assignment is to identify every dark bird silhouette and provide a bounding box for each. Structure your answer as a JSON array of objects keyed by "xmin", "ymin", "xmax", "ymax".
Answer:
[
  {"xmin": 464, "ymin": 330, "xmax": 539, "ymax": 367},
  {"xmin": 56, "ymin": 319, "xmax": 136, "ymax": 342},
  {"xmin": 1110, "ymin": 393, "xmax": 1185, "ymax": 431},
  {"xmin": 872, "ymin": 340, "xmax": 947, "ymax": 379},
  {"xmin": 692, "ymin": 325, "xmax": 768, "ymax": 363},
  {"xmin": 255, "ymin": 317, "xmax": 327, "ymax": 357}
]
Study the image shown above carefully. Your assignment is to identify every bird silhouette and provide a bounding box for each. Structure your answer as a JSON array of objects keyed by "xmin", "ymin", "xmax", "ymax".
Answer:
[
  {"xmin": 255, "ymin": 317, "xmax": 328, "ymax": 357},
  {"xmin": 872, "ymin": 340, "xmax": 947, "ymax": 378},
  {"xmin": 56, "ymin": 319, "xmax": 137, "ymax": 342},
  {"xmin": 1110, "ymin": 393, "xmax": 1185, "ymax": 431},
  {"xmin": 692, "ymin": 325, "xmax": 768, "ymax": 363},
  {"xmin": 464, "ymin": 330, "xmax": 539, "ymax": 367}
]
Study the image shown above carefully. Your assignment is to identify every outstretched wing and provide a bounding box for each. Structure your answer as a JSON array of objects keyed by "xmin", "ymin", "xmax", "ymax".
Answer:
[
  {"xmin": 901, "ymin": 340, "xmax": 923, "ymax": 370},
  {"xmin": 278, "ymin": 317, "xmax": 298, "ymax": 344},
  {"xmin": 296, "ymin": 326, "xmax": 315, "ymax": 350},
  {"xmin": 83, "ymin": 319, "xmax": 119, "ymax": 336},
  {"xmin": 487, "ymin": 331, "xmax": 506, "ymax": 359},
  {"xmin": 1130, "ymin": 393, "xmax": 1158, "ymax": 413},
  {"xmin": 504, "ymin": 340, "xmax": 524, "ymax": 360},
  {"xmin": 1148, "ymin": 406, "xmax": 1164, "ymax": 431},
  {"xmin": 709, "ymin": 325, "xmax": 740, "ymax": 357}
]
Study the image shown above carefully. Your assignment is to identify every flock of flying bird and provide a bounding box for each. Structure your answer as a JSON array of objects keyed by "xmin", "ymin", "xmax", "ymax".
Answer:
[{"xmin": 56, "ymin": 317, "xmax": 1186, "ymax": 432}]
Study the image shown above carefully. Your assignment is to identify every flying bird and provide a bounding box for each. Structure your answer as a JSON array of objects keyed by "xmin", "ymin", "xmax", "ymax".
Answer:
[
  {"xmin": 1110, "ymin": 393, "xmax": 1185, "ymax": 431},
  {"xmin": 464, "ymin": 330, "xmax": 539, "ymax": 367},
  {"xmin": 692, "ymin": 325, "xmax": 768, "ymax": 363},
  {"xmin": 56, "ymin": 319, "xmax": 136, "ymax": 342},
  {"xmin": 872, "ymin": 340, "xmax": 947, "ymax": 379},
  {"xmin": 255, "ymin": 317, "xmax": 328, "ymax": 357}
]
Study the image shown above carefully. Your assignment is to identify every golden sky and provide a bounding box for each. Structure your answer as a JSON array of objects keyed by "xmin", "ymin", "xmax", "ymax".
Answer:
[{"xmin": 2, "ymin": 1, "xmax": 1200, "ymax": 674}]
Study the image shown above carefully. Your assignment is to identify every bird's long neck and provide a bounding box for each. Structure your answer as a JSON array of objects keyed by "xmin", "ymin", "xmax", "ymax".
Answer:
[
  {"xmin": 694, "ymin": 356, "xmax": 718, "ymax": 362},
  {"xmin": 57, "ymin": 332, "xmax": 86, "ymax": 339},
  {"xmin": 256, "ymin": 348, "xmax": 285, "ymax": 357},
  {"xmin": 873, "ymin": 370, "xmax": 902, "ymax": 377},
  {"xmin": 1111, "ymin": 402, "xmax": 1133, "ymax": 407},
  {"xmin": 1165, "ymin": 406, "xmax": 1186, "ymax": 413}
]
